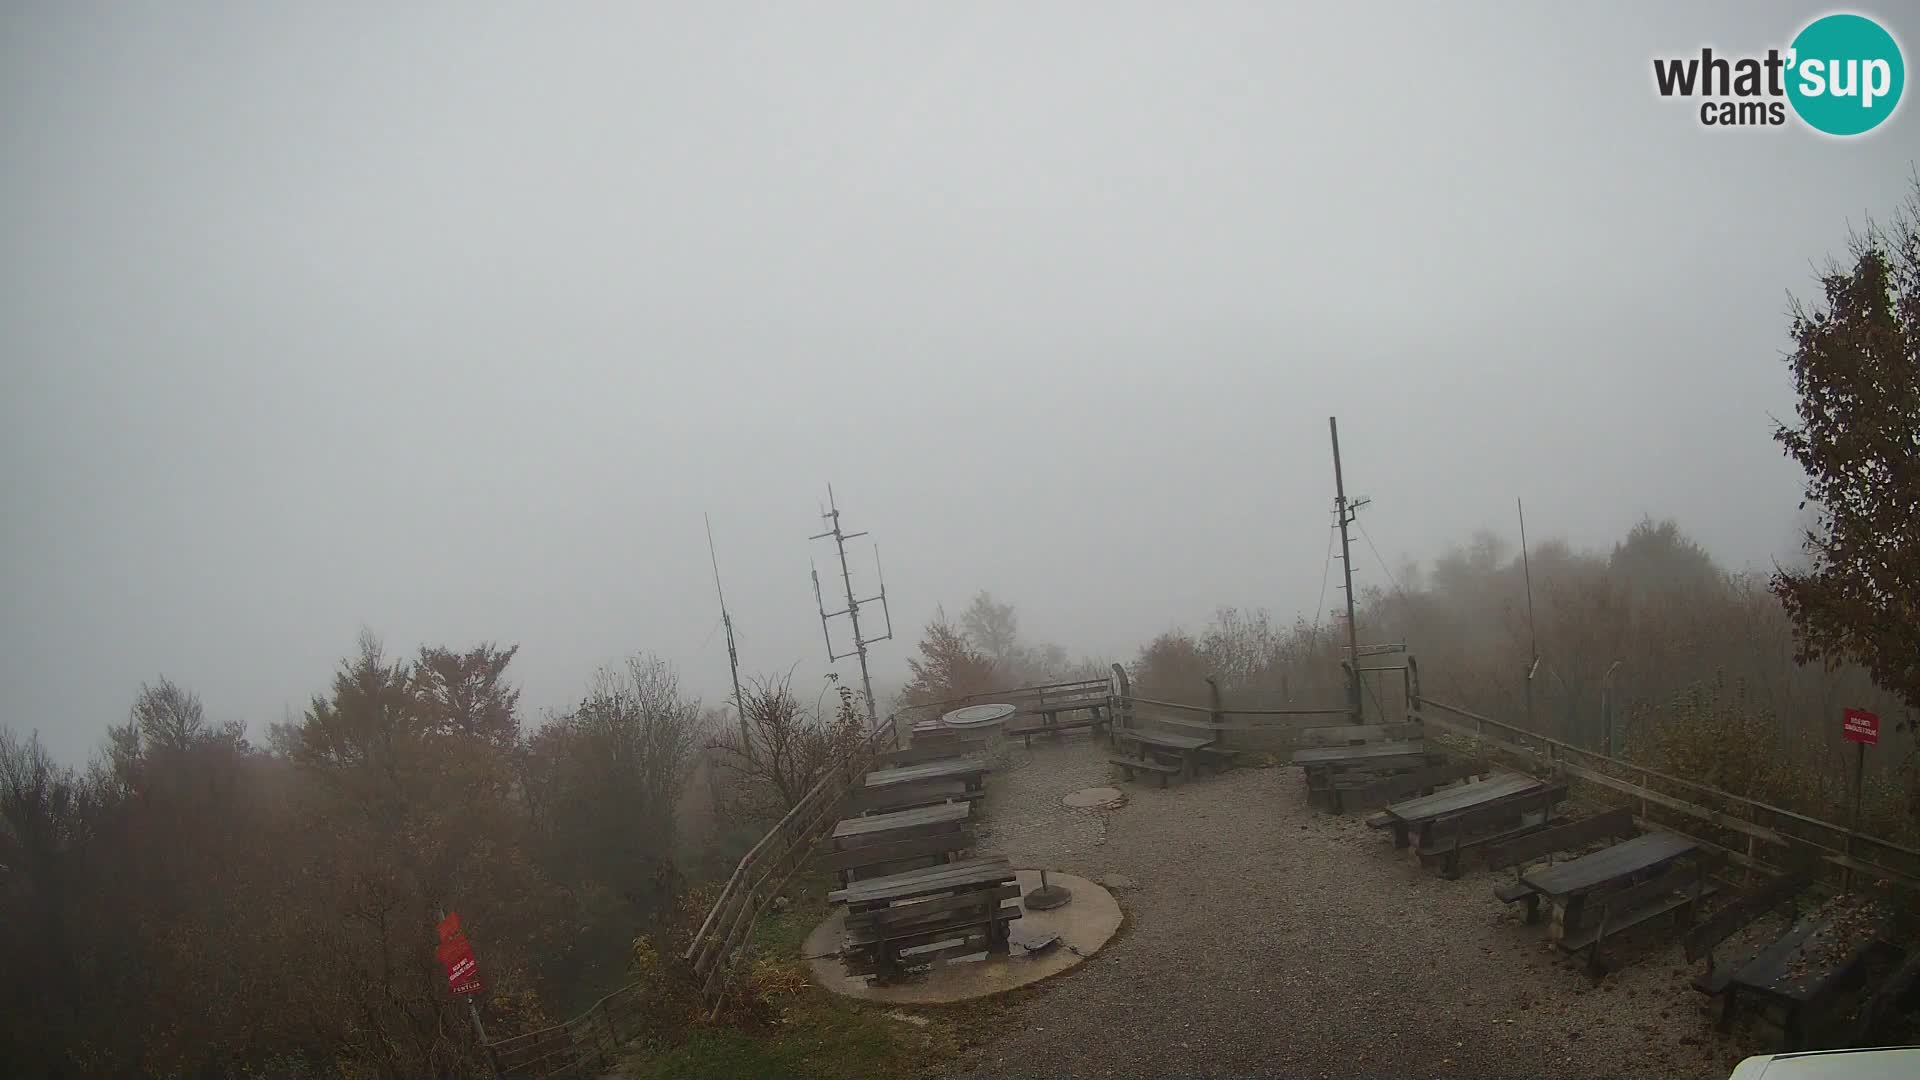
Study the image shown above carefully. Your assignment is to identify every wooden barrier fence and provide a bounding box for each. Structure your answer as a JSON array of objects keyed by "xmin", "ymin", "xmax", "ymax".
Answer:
[
  {"xmin": 484, "ymin": 716, "xmax": 898, "ymax": 1079},
  {"xmin": 893, "ymin": 676, "xmax": 1114, "ymax": 726},
  {"xmin": 682, "ymin": 715, "xmax": 899, "ymax": 996},
  {"xmin": 1409, "ymin": 677, "xmax": 1920, "ymax": 892}
]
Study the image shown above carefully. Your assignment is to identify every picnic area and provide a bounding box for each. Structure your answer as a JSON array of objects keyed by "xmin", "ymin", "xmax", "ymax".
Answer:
[{"xmin": 799, "ymin": 728, "xmax": 1920, "ymax": 1080}]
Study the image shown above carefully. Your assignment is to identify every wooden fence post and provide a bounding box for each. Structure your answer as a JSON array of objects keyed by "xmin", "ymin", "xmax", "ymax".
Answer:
[{"xmin": 1206, "ymin": 675, "xmax": 1226, "ymax": 750}]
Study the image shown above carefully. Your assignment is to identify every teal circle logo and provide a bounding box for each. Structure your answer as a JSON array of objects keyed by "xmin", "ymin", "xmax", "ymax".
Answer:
[{"xmin": 1786, "ymin": 13, "xmax": 1905, "ymax": 136}]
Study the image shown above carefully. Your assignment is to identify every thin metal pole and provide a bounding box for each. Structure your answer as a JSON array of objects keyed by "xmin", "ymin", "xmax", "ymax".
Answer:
[
  {"xmin": 1846, "ymin": 741, "xmax": 1865, "ymax": 890},
  {"xmin": 1518, "ymin": 498, "xmax": 1538, "ymax": 731},
  {"xmin": 1329, "ymin": 417, "xmax": 1361, "ymax": 720},
  {"xmin": 705, "ymin": 514, "xmax": 752, "ymax": 759}
]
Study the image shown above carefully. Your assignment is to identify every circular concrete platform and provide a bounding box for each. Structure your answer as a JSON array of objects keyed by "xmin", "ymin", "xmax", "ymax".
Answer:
[
  {"xmin": 1062, "ymin": 785, "xmax": 1125, "ymax": 810},
  {"xmin": 803, "ymin": 869, "xmax": 1121, "ymax": 1005}
]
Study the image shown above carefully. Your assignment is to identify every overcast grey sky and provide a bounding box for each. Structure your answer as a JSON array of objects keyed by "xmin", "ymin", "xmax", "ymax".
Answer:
[{"xmin": 4, "ymin": 2, "xmax": 1914, "ymax": 762}]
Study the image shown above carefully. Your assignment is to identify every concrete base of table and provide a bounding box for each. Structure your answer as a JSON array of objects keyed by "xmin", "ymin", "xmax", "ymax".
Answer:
[{"xmin": 804, "ymin": 869, "xmax": 1120, "ymax": 1004}]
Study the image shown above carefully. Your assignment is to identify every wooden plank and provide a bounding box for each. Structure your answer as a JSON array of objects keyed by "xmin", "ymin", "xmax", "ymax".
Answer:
[
  {"xmin": 819, "ymin": 829, "xmax": 975, "ymax": 872},
  {"xmin": 1731, "ymin": 909, "xmax": 1896, "ymax": 1005},
  {"xmin": 1683, "ymin": 870, "xmax": 1810, "ymax": 962},
  {"xmin": 1385, "ymin": 772, "xmax": 1542, "ymax": 824},
  {"xmin": 832, "ymin": 803, "xmax": 969, "ymax": 840},
  {"xmin": 853, "ymin": 786, "xmax": 985, "ymax": 814},
  {"xmin": 1562, "ymin": 865, "xmax": 1711, "ymax": 954},
  {"xmin": 1522, "ymin": 831, "xmax": 1699, "ymax": 898},
  {"xmin": 1485, "ymin": 808, "xmax": 1637, "ymax": 872},
  {"xmin": 829, "ymin": 856, "xmax": 1014, "ymax": 906}
]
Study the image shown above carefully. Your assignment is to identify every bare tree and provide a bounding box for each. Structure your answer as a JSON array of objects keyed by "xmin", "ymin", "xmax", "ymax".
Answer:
[{"xmin": 711, "ymin": 672, "xmax": 864, "ymax": 820}]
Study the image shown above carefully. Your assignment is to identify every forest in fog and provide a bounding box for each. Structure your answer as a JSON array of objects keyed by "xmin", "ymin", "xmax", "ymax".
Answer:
[{"xmin": 4, "ymin": 503, "xmax": 1919, "ymax": 1077}]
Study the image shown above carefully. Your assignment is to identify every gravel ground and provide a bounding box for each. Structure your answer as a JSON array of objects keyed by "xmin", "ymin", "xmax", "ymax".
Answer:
[{"xmin": 938, "ymin": 737, "xmax": 1770, "ymax": 1080}]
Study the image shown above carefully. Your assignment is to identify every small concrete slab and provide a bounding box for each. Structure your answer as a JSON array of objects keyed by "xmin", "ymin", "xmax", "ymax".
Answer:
[
  {"xmin": 1063, "ymin": 786, "xmax": 1125, "ymax": 810},
  {"xmin": 804, "ymin": 870, "xmax": 1121, "ymax": 1005}
]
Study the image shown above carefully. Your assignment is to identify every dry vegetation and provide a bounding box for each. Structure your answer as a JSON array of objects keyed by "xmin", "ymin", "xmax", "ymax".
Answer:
[
  {"xmin": 1121, "ymin": 517, "xmax": 1919, "ymax": 843},
  {"xmin": 0, "ymin": 635, "xmax": 876, "ymax": 1079}
]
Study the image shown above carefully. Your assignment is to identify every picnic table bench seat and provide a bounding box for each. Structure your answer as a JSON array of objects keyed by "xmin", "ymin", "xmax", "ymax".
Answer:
[{"xmin": 1684, "ymin": 869, "xmax": 1811, "ymax": 997}]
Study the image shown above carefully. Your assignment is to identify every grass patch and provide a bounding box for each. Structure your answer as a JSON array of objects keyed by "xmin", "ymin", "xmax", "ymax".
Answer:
[{"xmin": 621, "ymin": 869, "xmax": 993, "ymax": 1080}]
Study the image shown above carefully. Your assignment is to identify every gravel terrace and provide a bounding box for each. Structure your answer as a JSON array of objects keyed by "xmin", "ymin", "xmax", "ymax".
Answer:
[{"xmin": 935, "ymin": 737, "xmax": 1765, "ymax": 1080}]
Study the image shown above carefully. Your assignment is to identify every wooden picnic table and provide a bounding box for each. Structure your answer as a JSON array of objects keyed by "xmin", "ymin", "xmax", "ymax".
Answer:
[
  {"xmin": 829, "ymin": 855, "xmax": 1016, "ymax": 909},
  {"xmin": 1724, "ymin": 908, "xmax": 1897, "ymax": 1047},
  {"xmin": 1291, "ymin": 739, "xmax": 1428, "ymax": 767},
  {"xmin": 1520, "ymin": 830, "xmax": 1699, "ymax": 939},
  {"xmin": 863, "ymin": 758, "xmax": 990, "ymax": 792},
  {"xmin": 832, "ymin": 802, "xmax": 969, "ymax": 842},
  {"xmin": 828, "ymin": 856, "xmax": 1021, "ymax": 980},
  {"xmin": 1378, "ymin": 771, "xmax": 1543, "ymax": 848},
  {"xmin": 1114, "ymin": 728, "xmax": 1215, "ymax": 779}
]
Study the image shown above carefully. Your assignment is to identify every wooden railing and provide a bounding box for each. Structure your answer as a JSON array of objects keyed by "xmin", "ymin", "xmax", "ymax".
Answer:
[
  {"xmin": 1119, "ymin": 668, "xmax": 1354, "ymax": 748},
  {"xmin": 486, "ymin": 716, "xmax": 897, "ymax": 1079},
  {"xmin": 1410, "ymin": 685, "xmax": 1920, "ymax": 892},
  {"xmin": 484, "ymin": 982, "xmax": 646, "ymax": 1079},
  {"xmin": 894, "ymin": 677, "xmax": 1114, "ymax": 725},
  {"xmin": 683, "ymin": 715, "xmax": 898, "ymax": 997}
]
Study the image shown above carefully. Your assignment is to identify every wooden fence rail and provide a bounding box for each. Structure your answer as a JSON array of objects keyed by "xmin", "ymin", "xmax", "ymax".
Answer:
[
  {"xmin": 485, "ymin": 717, "xmax": 898, "ymax": 1079},
  {"xmin": 684, "ymin": 715, "xmax": 899, "ymax": 994},
  {"xmin": 1412, "ymin": 692, "xmax": 1920, "ymax": 891}
]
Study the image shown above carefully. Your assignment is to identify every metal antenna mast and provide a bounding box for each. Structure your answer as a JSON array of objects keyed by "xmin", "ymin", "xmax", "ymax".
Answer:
[
  {"xmin": 809, "ymin": 485, "xmax": 893, "ymax": 729},
  {"xmin": 1329, "ymin": 417, "xmax": 1370, "ymax": 719},
  {"xmin": 1518, "ymin": 497, "xmax": 1539, "ymax": 730},
  {"xmin": 705, "ymin": 513, "xmax": 750, "ymax": 759}
]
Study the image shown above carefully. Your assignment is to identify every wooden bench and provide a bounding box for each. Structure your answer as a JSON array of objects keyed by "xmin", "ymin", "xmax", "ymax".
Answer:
[
  {"xmin": 1566, "ymin": 856, "xmax": 1715, "ymax": 974},
  {"xmin": 1108, "ymin": 755, "xmax": 1182, "ymax": 787},
  {"xmin": 1342, "ymin": 759, "xmax": 1485, "ymax": 813},
  {"xmin": 1421, "ymin": 781, "xmax": 1569, "ymax": 878},
  {"xmin": 1006, "ymin": 689, "xmax": 1110, "ymax": 745},
  {"xmin": 1112, "ymin": 728, "xmax": 1215, "ymax": 781},
  {"xmin": 1485, "ymin": 808, "xmax": 1638, "ymax": 921},
  {"xmin": 1684, "ymin": 869, "xmax": 1810, "ymax": 1000}
]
